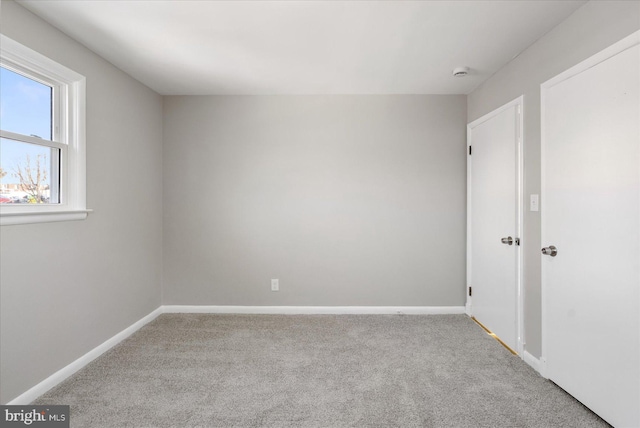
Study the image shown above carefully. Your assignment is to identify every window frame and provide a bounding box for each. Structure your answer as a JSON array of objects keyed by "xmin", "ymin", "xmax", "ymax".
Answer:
[{"xmin": 0, "ymin": 34, "xmax": 88, "ymax": 225}]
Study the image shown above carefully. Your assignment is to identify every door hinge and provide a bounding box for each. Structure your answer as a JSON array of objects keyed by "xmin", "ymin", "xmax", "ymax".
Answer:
[
  {"xmin": 469, "ymin": 146, "xmax": 472, "ymax": 155},
  {"xmin": 468, "ymin": 286, "xmax": 472, "ymax": 296}
]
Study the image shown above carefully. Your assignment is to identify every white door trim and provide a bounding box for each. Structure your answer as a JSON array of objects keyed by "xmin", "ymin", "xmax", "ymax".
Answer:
[
  {"xmin": 466, "ymin": 95, "xmax": 524, "ymax": 355},
  {"xmin": 540, "ymin": 30, "xmax": 640, "ymax": 378}
]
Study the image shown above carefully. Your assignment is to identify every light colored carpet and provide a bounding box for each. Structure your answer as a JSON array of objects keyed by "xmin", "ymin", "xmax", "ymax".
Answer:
[{"xmin": 34, "ymin": 314, "xmax": 609, "ymax": 428}]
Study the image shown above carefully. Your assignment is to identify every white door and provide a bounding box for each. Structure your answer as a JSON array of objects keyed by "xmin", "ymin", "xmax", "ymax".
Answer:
[
  {"xmin": 468, "ymin": 98, "xmax": 523, "ymax": 354},
  {"xmin": 542, "ymin": 33, "xmax": 639, "ymax": 428}
]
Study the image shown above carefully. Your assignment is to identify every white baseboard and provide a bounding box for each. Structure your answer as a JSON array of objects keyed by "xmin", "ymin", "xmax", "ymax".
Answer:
[
  {"xmin": 523, "ymin": 350, "xmax": 546, "ymax": 376},
  {"xmin": 6, "ymin": 304, "xmax": 464, "ymax": 404},
  {"xmin": 7, "ymin": 307, "xmax": 163, "ymax": 405},
  {"xmin": 162, "ymin": 305, "xmax": 466, "ymax": 315}
]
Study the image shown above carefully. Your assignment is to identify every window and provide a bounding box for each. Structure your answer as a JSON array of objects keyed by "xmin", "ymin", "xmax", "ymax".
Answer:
[{"xmin": 0, "ymin": 35, "xmax": 87, "ymax": 225}]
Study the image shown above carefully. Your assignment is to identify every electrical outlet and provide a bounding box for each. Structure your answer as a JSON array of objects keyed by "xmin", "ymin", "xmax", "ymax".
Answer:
[{"xmin": 271, "ymin": 279, "xmax": 279, "ymax": 292}]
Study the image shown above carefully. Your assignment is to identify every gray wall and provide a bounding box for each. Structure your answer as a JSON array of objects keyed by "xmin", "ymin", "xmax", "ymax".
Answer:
[
  {"xmin": 163, "ymin": 96, "xmax": 467, "ymax": 306},
  {"xmin": 0, "ymin": 1, "xmax": 164, "ymax": 403},
  {"xmin": 468, "ymin": 0, "xmax": 640, "ymax": 358}
]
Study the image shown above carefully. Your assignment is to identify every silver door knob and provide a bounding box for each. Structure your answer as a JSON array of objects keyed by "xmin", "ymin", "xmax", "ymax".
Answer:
[
  {"xmin": 501, "ymin": 237, "xmax": 513, "ymax": 245},
  {"xmin": 541, "ymin": 246, "xmax": 557, "ymax": 257}
]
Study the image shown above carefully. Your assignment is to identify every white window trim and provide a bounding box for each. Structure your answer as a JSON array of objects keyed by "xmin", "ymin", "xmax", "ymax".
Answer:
[{"xmin": 0, "ymin": 34, "xmax": 90, "ymax": 225}]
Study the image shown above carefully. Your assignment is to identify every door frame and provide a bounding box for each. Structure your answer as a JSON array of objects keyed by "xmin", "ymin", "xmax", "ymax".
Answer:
[
  {"xmin": 540, "ymin": 29, "xmax": 640, "ymax": 378},
  {"xmin": 466, "ymin": 96, "xmax": 524, "ymax": 355}
]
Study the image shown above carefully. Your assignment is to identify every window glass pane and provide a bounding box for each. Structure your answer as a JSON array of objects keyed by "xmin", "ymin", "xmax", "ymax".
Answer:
[
  {"xmin": 0, "ymin": 67, "xmax": 53, "ymax": 140},
  {"xmin": 0, "ymin": 138, "xmax": 59, "ymax": 204}
]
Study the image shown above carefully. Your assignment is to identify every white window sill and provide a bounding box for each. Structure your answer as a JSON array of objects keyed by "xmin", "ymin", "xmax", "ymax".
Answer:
[{"xmin": 0, "ymin": 209, "xmax": 93, "ymax": 226}]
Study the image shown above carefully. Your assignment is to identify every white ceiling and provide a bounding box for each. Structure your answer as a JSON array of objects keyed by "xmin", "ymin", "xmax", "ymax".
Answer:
[{"xmin": 18, "ymin": 1, "xmax": 586, "ymax": 95}]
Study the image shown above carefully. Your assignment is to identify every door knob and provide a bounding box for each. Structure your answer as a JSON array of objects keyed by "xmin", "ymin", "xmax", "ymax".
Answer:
[
  {"xmin": 541, "ymin": 246, "xmax": 557, "ymax": 257},
  {"xmin": 501, "ymin": 237, "xmax": 513, "ymax": 245}
]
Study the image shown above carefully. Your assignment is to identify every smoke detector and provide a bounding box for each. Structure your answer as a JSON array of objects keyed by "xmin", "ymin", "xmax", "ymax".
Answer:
[{"xmin": 452, "ymin": 66, "xmax": 470, "ymax": 77}]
